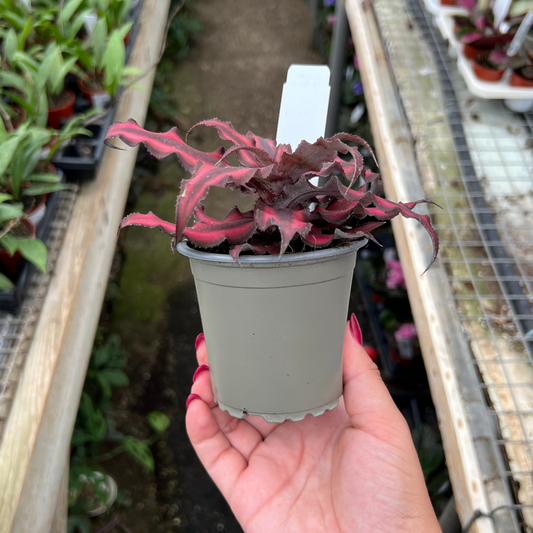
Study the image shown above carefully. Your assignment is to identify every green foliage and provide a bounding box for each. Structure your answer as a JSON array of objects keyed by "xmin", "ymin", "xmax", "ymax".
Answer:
[
  {"xmin": 412, "ymin": 425, "xmax": 451, "ymax": 515},
  {"xmin": 69, "ymin": 332, "xmax": 170, "ymax": 517}
]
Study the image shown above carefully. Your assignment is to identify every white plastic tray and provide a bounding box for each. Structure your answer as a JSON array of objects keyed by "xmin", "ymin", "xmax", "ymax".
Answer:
[
  {"xmin": 437, "ymin": 12, "xmax": 533, "ymax": 99},
  {"xmin": 423, "ymin": 0, "xmax": 467, "ymax": 16}
]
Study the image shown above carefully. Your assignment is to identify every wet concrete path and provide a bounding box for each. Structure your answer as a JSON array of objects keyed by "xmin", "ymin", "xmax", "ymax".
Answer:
[{"xmin": 107, "ymin": 1, "xmax": 320, "ymax": 532}]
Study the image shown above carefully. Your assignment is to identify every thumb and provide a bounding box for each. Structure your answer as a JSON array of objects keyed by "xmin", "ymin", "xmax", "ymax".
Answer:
[{"xmin": 342, "ymin": 314, "xmax": 407, "ymax": 435}]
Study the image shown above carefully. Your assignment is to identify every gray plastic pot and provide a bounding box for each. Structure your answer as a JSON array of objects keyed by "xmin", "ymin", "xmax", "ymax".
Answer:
[{"xmin": 178, "ymin": 239, "xmax": 367, "ymax": 423}]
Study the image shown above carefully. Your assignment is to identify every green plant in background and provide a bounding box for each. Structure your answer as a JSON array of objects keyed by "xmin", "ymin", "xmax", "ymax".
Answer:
[
  {"xmin": 149, "ymin": 0, "xmax": 202, "ymax": 122},
  {"xmin": 68, "ymin": 333, "xmax": 170, "ymax": 527},
  {"xmin": 412, "ymin": 425, "xmax": 451, "ymax": 516},
  {"xmin": 0, "ymin": 195, "xmax": 47, "ymax": 289},
  {"xmin": 77, "ymin": 19, "xmax": 138, "ymax": 98}
]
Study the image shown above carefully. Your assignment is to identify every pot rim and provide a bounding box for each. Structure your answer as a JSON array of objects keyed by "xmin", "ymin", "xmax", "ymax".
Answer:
[{"xmin": 177, "ymin": 238, "xmax": 368, "ymax": 266}]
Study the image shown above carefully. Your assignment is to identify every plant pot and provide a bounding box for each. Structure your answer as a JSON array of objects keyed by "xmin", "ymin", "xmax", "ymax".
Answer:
[
  {"xmin": 78, "ymin": 78, "xmax": 111, "ymax": 108},
  {"xmin": 0, "ymin": 219, "xmax": 36, "ymax": 277},
  {"xmin": 47, "ymin": 89, "xmax": 75, "ymax": 129},
  {"xmin": 178, "ymin": 239, "xmax": 367, "ymax": 423},
  {"xmin": 69, "ymin": 471, "xmax": 118, "ymax": 517},
  {"xmin": 463, "ymin": 42, "xmax": 492, "ymax": 60},
  {"xmin": 510, "ymin": 68, "xmax": 533, "ymax": 88},
  {"xmin": 472, "ymin": 54, "xmax": 505, "ymax": 82},
  {"xmin": 25, "ymin": 194, "xmax": 47, "ymax": 227}
]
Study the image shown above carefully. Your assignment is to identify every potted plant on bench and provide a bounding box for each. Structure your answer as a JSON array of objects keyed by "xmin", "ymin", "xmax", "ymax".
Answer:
[{"xmin": 105, "ymin": 118, "xmax": 439, "ymax": 422}]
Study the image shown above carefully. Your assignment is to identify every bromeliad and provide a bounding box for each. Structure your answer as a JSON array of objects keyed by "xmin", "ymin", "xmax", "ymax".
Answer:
[{"xmin": 105, "ymin": 118, "xmax": 439, "ymax": 270}]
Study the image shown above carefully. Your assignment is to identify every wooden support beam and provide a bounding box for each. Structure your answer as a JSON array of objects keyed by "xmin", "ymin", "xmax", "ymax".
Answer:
[{"xmin": 0, "ymin": 1, "xmax": 170, "ymax": 531}]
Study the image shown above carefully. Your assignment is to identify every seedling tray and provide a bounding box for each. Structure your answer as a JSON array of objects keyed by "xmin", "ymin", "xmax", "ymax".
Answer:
[
  {"xmin": 0, "ymin": 172, "xmax": 64, "ymax": 315},
  {"xmin": 52, "ymin": 108, "xmax": 114, "ymax": 182}
]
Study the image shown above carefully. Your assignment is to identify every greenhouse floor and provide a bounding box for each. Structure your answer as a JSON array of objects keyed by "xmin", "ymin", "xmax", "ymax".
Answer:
[{"xmin": 93, "ymin": 1, "xmax": 320, "ymax": 532}]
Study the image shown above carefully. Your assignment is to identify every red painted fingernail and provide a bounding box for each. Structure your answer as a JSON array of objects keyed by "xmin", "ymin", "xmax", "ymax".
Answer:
[
  {"xmin": 349, "ymin": 313, "xmax": 363, "ymax": 345},
  {"xmin": 192, "ymin": 364, "xmax": 210, "ymax": 383},
  {"xmin": 195, "ymin": 333, "xmax": 205, "ymax": 351},
  {"xmin": 186, "ymin": 393, "xmax": 202, "ymax": 410}
]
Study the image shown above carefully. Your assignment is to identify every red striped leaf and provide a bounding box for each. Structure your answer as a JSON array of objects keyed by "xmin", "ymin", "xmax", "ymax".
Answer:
[
  {"xmin": 176, "ymin": 163, "xmax": 260, "ymax": 239},
  {"xmin": 255, "ymin": 201, "xmax": 312, "ymax": 255},
  {"xmin": 118, "ymin": 212, "xmax": 175, "ymax": 235},
  {"xmin": 105, "ymin": 119, "xmax": 224, "ymax": 172}
]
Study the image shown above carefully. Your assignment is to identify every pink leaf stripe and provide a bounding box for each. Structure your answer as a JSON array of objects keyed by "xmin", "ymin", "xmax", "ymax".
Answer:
[
  {"xmin": 105, "ymin": 119, "xmax": 224, "ymax": 172},
  {"xmin": 186, "ymin": 118, "xmax": 275, "ymax": 166},
  {"xmin": 119, "ymin": 212, "xmax": 175, "ymax": 235},
  {"xmin": 176, "ymin": 164, "xmax": 259, "ymax": 239},
  {"xmin": 185, "ymin": 218, "xmax": 256, "ymax": 248}
]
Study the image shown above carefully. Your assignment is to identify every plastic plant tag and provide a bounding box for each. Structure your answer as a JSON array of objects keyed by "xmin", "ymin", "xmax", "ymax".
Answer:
[
  {"xmin": 84, "ymin": 12, "xmax": 98, "ymax": 37},
  {"xmin": 397, "ymin": 339, "xmax": 415, "ymax": 361},
  {"xmin": 91, "ymin": 92, "xmax": 111, "ymax": 109},
  {"xmin": 493, "ymin": 0, "xmax": 512, "ymax": 30},
  {"xmin": 507, "ymin": 11, "xmax": 533, "ymax": 56}
]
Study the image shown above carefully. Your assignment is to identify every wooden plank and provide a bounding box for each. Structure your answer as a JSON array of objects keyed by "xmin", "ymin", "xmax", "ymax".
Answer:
[
  {"xmin": 50, "ymin": 458, "xmax": 69, "ymax": 533},
  {"xmin": 0, "ymin": 1, "xmax": 170, "ymax": 531},
  {"xmin": 345, "ymin": 1, "xmax": 498, "ymax": 531}
]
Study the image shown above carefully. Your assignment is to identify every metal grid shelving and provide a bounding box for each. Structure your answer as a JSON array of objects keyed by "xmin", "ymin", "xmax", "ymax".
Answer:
[
  {"xmin": 0, "ymin": 187, "xmax": 78, "ymax": 442},
  {"xmin": 371, "ymin": 0, "xmax": 533, "ymax": 530}
]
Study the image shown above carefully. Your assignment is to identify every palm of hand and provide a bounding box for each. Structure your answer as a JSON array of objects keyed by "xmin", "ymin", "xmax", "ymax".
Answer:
[{"xmin": 187, "ymin": 327, "xmax": 439, "ymax": 533}]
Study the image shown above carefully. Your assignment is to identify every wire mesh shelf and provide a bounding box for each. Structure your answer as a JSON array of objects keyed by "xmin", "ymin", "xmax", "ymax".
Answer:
[
  {"xmin": 371, "ymin": 0, "xmax": 533, "ymax": 530},
  {"xmin": 0, "ymin": 186, "xmax": 78, "ymax": 443}
]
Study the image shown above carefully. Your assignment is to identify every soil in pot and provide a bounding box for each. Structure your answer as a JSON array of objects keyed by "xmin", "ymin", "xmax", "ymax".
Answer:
[
  {"xmin": 78, "ymin": 77, "xmax": 111, "ymax": 108},
  {"xmin": 472, "ymin": 53, "xmax": 505, "ymax": 82},
  {"xmin": 0, "ymin": 218, "xmax": 36, "ymax": 278},
  {"xmin": 440, "ymin": 0, "xmax": 456, "ymax": 5},
  {"xmin": 510, "ymin": 66, "xmax": 533, "ymax": 88},
  {"xmin": 47, "ymin": 89, "xmax": 75, "ymax": 129}
]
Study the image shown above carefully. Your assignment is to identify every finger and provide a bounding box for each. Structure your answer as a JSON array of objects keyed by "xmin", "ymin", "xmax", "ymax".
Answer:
[
  {"xmin": 186, "ymin": 397, "xmax": 247, "ymax": 499},
  {"xmin": 195, "ymin": 333, "xmax": 208, "ymax": 366},
  {"xmin": 342, "ymin": 316, "xmax": 406, "ymax": 436}
]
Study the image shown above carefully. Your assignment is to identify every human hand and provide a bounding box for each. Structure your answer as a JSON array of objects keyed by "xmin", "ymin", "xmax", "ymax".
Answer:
[{"xmin": 186, "ymin": 315, "xmax": 442, "ymax": 533}]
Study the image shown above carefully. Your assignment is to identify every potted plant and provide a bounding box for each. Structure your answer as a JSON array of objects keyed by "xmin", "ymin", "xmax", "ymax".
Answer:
[
  {"xmin": 38, "ymin": 42, "xmax": 79, "ymax": 128},
  {"xmin": 0, "ymin": 197, "xmax": 47, "ymax": 290},
  {"xmin": 105, "ymin": 118, "xmax": 439, "ymax": 422},
  {"xmin": 76, "ymin": 18, "xmax": 137, "ymax": 108},
  {"xmin": 472, "ymin": 51, "xmax": 506, "ymax": 81},
  {"xmin": 510, "ymin": 62, "xmax": 533, "ymax": 87},
  {"xmin": 453, "ymin": 8, "xmax": 515, "ymax": 60},
  {"xmin": 0, "ymin": 123, "xmax": 69, "ymax": 225}
]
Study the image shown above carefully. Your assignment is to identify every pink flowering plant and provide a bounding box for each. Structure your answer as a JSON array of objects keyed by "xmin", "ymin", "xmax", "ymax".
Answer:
[{"xmin": 105, "ymin": 119, "xmax": 439, "ymax": 266}]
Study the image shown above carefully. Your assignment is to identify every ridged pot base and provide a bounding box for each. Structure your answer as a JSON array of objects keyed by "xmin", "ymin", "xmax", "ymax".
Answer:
[{"xmin": 216, "ymin": 397, "xmax": 340, "ymax": 423}]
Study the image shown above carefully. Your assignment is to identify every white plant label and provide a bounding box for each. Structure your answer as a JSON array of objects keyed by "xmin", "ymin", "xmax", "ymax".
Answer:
[
  {"xmin": 83, "ymin": 12, "xmax": 98, "ymax": 38},
  {"xmin": 507, "ymin": 11, "xmax": 533, "ymax": 56},
  {"xmin": 91, "ymin": 92, "xmax": 111, "ymax": 109},
  {"xmin": 493, "ymin": 0, "xmax": 512, "ymax": 29}
]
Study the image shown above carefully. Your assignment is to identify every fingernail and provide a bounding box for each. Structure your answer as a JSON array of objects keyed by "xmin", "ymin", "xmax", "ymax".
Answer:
[
  {"xmin": 192, "ymin": 364, "xmax": 210, "ymax": 383},
  {"xmin": 349, "ymin": 313, "xmax": 363, "ymax": 345},
  {"xmin": 186, "ymin": 393, "xmax": 202, "ymax": 410},
  {"xmin": 194, "ymin": 333, "xmax": 205, "ymax": 351}
]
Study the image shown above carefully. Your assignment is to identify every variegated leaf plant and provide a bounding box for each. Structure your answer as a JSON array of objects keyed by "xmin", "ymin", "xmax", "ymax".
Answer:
[{"xmin": 105, "ymin": 118, "xmax": 439, "ymax": 270}]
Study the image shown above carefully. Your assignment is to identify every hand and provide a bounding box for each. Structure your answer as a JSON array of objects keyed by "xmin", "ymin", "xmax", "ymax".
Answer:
[{"xmin": 186, "ymin": 315, "xmax": 441, "ymax": 533}]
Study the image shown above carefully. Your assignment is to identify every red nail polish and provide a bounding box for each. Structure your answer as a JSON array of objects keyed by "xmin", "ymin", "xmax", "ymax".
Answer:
[
  {"xmin": 192, "ymin": 364, "xmax": 210, "ymax": 383},
  {"xmin": 349, "ymin": 313, "xmax": 363, "ymax": 345},
  {"xmin": 186, "ymin": 393, "xmax": 201, "ymax": 410},
  {"xmin": 195, "ymin": 333, "xmax": 205, "ymax": 351}
]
